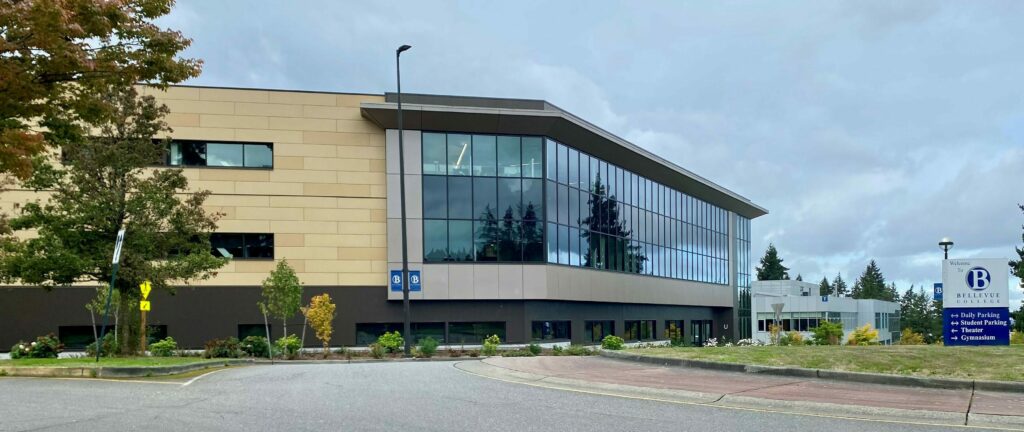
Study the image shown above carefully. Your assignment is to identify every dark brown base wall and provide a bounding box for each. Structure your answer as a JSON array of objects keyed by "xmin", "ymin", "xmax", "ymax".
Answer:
[{"xmin": 0, "ymin": 286, "xmax": 731, "ymax": 349}]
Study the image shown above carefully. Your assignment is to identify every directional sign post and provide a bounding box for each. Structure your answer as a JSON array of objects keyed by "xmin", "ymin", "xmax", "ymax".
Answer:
[
  {"xmin": 139, "ymin": 280, "xmax": 152, "ymax": 353},
  {"xmin": 96, "ymin": 228, "xmax": 126, "ymax": 362},
  {"xmin": 942, "ymin": 259, "xmax": 1010, "ymax": 346}
]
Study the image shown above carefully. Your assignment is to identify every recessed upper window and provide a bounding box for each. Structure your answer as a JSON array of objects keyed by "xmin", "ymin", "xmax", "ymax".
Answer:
[
  {"xmin": 211, "ymin": 233, "xmax": 274, "ymax": 259},
  {"xmin": 166, "ymin": 140, "xmax": 273, "ymax": 168}
]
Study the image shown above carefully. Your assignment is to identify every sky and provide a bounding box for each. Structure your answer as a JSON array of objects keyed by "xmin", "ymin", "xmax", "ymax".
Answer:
[{"xmin": 161, "ymin": 1, "xmax": 1024, "ymax": 305}]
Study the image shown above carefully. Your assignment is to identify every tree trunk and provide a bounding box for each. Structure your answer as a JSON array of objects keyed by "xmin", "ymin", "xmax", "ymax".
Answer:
[
  {"xmin": 263, "ymin": 312, "xmax": 274, "ymax": 364},
  {"xmin": 117, "ymin": 290, "xmax": 141, "ymax": 355},
  {"xmin": 300, "ymin": 313, "xmax": 308, "ymax": 349},
  {"xmin": 89, "ymin": 309, "xmax": 98, "ymax": 351},
  {"xmin": 283, "ymin": 318, "xmax": 287, "ymax": 339}
]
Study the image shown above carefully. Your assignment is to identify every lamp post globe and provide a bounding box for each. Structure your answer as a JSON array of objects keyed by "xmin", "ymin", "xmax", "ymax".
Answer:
[{"xmin": 939, "ymin": 237, "xmax": 954, "ymax": 260}]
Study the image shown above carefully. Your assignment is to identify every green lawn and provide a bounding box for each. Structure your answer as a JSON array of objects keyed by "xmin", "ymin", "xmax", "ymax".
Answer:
[
  {"xmin": 0, "ymin": 357, "xmax": 213, "ymax": 368},
  {"xmin": 625, "ymin": 345, "xmax": 1024, "ymax": 382}
]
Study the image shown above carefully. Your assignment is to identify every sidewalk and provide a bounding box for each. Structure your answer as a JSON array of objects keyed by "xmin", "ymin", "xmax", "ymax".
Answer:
[{"xmin": 456, "ymin": 356, "xmax": 1024, "ymax": 429}]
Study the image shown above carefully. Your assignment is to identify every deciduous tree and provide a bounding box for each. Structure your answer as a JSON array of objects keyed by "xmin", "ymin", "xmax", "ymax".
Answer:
[
  {"xmin": 0, "ymin": 0, "xmax": 201, "ymax": 180},
  {"xmin": 1, "ymin": 85, "xmax": 225, "ymax": 354},
  {"xmin": 304, "ymin": 293, "xmax": 336, "ymax": 356},
  {"xmin": 259, "ymin": 260, "xmax": 303, "ymax": 338}
]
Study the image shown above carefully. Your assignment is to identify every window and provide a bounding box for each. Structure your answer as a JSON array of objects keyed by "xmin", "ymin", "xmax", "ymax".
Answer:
[
  {"xmin": 472, "ymin": 135, "xmax": 496, "ymax": 176},
  {"xmin": 624, "ymin": 320, "xmax": 656, "ymax": 341},
  {"xmin": 531, "ymin": 320, "xmax": 571, "ymax": 341},
  {"xmin": 665, "ymin": 320, "xmax": 684, "ymax": 341},
  {"xmin": 412, "ymin": 322, "xmax": 446, "ymax": 344},
  {"xmin": 211, "ymin": 233, "xmax": 274, "ymax": 259},
  {"xmin": 422, "ymin": 133, "xmax": 447, "ymax": 175},
  {"xmin": 58, "ymin": 326, "xmax": 102, "ymax": 349},
  {"xmin": 584, "ymin": 320, "xmax": 614, "ymax": 343},
  {"xmin": 448, "ymin": 322, "xmax": 505, "ymax": 344},
  {"xmin": 166, "ymin": 140, "xmax": 273, "ymax": 168},
  {"xmin": 422, "ymin": 132, "xmax": 547, "ymax": 264},
  {"xmin": 239, "ymin": 324, "xmax": 270, "ymax": 340},
  {"xmin": 356, "ymin": 323, "xmax": 401, "ymax": 346}
]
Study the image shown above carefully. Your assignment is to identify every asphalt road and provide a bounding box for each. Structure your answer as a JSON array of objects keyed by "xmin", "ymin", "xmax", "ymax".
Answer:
[{"xmin": 0, "ymin": 362, "xmax": 992, "ymax": 432}]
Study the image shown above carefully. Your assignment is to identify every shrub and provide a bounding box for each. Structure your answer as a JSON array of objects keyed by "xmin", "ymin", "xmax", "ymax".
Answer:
[
  {"xmin": 768, "ymin": 323, "xmax": 783, "ymax": 345},
  {"xmin": 899, "ymin": 329, "xmax": 926, "ymax": 345},
  {"xmin": 778, "ymin": 332, "xmax": 804, "ymax": 346},
  {"xmin": 377, "ymin": 331, "xmax": 404, "ymax": 354},
  {"xmin": 1011, "ymin": 331, "xmax": 1024, "ymax": 345},
  {"xmin": 417, "ymin": 337, "xmax": 439, "ymax": 358},
  {"xmin": 149, "ymin": 337, "xmax": 178, "ymax": 357},
  {"xmin": 468, "ymin": 350, "xmax": 480, "ymax": 358},
  {"xmin": 10, "ymin": 334, "xmax": 64, "ymax": 359},
  {"xmin": 502, "ymin": 349, "xmax": 535, "ymax": 357},
  {"xmin": 527, "ymin": 343, "xmax": 542, "ymax": 356},
  {"xmin": 240, "ymin": 336, "xmax": 270, "ymax": 357},
  {"xmin": 847, "ymin": 324, "xmax": 879, "ymax": 346},
  {"xmin": 369, "ymin": 343, "xmax": 386, "ymax": 359},
  {"xmin": 275, "ymin": 335, "xmax": 301, "ymax": 359},
  {"xmin": 601, "ymin": 335, "xmax": 625, "ymax": 350},
  {"xmin": 203, "ymin": 337, "xmax": 242, "ymax": 358},
  {"xmin": 481, "ymin": 334, "xmax": 501, "ymax": 356},
  {"xmin": 447, "ymin": 348, "xmax": 463, "ymax": 358},
  {"xmin": 85, "ymin": 332, "xmax": 116, "ymax": 358},
  {"xmin": 564, "ymin": 345, "xmax": 594, "ymax": 356},
  {"xmin": 810, "ymin": 321, "xmax": 844, "ymax": 345},
  {"xmin": 550, "ymin": 345, "xmax": 564, "ymax": 356}
]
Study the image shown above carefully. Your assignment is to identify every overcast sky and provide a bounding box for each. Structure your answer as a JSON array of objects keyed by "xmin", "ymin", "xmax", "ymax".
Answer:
[{"xmin": 162, "ymin": 1, "xmax": 1024, "ymax": 305}]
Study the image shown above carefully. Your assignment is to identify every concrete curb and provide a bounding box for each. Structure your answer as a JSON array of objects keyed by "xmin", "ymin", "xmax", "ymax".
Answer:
[
  {"xmin": 0, "ymin": 359, "xmax": 252, "ymax": 378},
  {"xmin": 252, "ymin": 356, "xmax": 483, "ymax": 365},
  {"xmin": 455, "ymin": 359, "xmax": 984, "ymax": 428},
  {"xmin": 600, "ymin": 350, "xmax": 1024, "ymax": 393}
]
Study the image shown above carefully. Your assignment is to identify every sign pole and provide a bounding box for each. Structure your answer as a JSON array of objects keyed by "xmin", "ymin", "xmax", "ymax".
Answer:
[
  {"xmin": 140, "ymin": 306, "xmax": 147, "ymax": 354},
  {"xmin": 96, "ymin": 229, "xmax": 126, "ymax": 362}
]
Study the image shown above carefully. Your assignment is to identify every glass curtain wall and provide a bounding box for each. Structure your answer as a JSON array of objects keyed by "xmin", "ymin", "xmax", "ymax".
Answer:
[
  {"xmin": 422, "ymin": 132, "xmax": 545, "ymax": 262},
  {"xmin": 544, "ymin": 138, "xmax": 730, "ymax": 284},
  {"xmin": 736, "ymin": 216, "xmax": 752, "ymax": 339}
]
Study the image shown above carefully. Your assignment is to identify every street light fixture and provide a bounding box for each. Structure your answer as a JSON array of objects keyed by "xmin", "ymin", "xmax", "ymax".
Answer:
[
  {"xmin": 396, "ymin": 44, "xmax": 412, "ymax": 357},
  {"xmin": 939, "ymin": 237, "xmax": 954, "ymax": 260}
]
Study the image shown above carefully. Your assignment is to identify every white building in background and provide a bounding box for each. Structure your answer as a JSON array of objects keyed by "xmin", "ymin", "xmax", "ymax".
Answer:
[{"xmin": 750, "ymin": 280, "xmax": 900, "ymax": 345}]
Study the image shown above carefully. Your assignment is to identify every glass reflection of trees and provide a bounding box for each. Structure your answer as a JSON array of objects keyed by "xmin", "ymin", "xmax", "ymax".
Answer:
[{"xmin": 580, "ymin": 174, "xmax": 647, "ymax": 273}]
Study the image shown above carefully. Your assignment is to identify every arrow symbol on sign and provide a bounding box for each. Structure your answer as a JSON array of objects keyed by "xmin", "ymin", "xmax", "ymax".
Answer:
[{"xmin": 140, "ymin": 280, "xmax": 152, "ymax": 299}]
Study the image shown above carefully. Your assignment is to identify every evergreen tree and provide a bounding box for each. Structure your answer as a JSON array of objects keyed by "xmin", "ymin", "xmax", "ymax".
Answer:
[
  {"xmin": 832, "ymin": 273, "xmax": 849, "ymax": 297},
  {"xmin": 755, "ymin": 243, "xmax": 790, "ymax": 280},
  {"xmin": 819, "ymin": 277, "xmax": 833, "ymax": 296},
  {"xmin": 795, "ymin": 274, "xmax": 803, "ymax": 281},
  {"xmin": 1011, "ymin": 204, "xmax": 1024, "ymax": 303},
  {"xmin": 853, "ymin": 260, "xmax": 888, "ymax": 301}
]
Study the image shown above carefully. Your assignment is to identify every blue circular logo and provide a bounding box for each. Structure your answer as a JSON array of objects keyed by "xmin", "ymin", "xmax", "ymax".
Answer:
[{"xmin": 966, "ymin": 267, "xmax": 991, "ymax": 291}]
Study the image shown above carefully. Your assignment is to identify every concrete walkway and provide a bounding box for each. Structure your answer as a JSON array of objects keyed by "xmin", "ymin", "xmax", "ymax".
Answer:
[{"xmin": 456, "ymin": 356, "xmax": 1024, "ymax": 430}]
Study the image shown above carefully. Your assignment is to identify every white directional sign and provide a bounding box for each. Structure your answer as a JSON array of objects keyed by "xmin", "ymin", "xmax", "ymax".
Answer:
[
  {"xmin": 112, "ymin": 229, "xmax": 126, "ymax": 264},
  {"xmin": 942, "ymin": 259, "xmax": 1009, "ymax": 309}
]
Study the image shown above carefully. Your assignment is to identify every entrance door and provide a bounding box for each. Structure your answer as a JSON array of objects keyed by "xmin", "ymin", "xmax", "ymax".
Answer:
[{"xmin": 691, "ymin": 320, "xmax": 712, "ymax": 346}]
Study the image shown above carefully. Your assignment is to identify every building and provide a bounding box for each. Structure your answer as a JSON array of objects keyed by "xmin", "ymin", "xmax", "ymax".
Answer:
[
  {"xmin": 0, "ymin": 86, "xmax": 767, "ymax": 349},
  {"xmin": 750, "ymin": 280, "xmax": 900, "ymax": 345}
]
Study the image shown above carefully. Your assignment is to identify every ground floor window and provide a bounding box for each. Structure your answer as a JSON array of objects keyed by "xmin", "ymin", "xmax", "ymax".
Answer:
[
  {"xmin": 531, "ymin": 320, "xmax": 571, "ymax": 341},
  {"xmin": 584, "ymin": 320, "xmax": 614, "ymax": 343},
  {"xmin": 356, "ymin": 322, "xmax": 402, "ymax": 346},
  {"xmin": 448, "ymin": 322, "xmax": 505, "ymax": 344},
  {"xmin": 624, "ymin": 320, "xmax": 656, "ymax": 341},
  {"xmin": 664, "ymin": 320, "xmax": 684, "ymax": 341},
  {"xmin": 238, "ymin": 324, "xmax": 270, "ymax": 340},
  {"xmin": 412, "ymin": 322, "xmax": 445, "ymax": 344},
  {"xmin": 58, "ymin": 326, "xmax": 103, "ymax": 349}
]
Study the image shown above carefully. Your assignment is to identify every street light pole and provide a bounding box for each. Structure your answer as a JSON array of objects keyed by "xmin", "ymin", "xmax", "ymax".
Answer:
[
  {"xmin": 396, "ymin": 44, "xmax": 413, "ymax": 357},
  {"xmin": 939, "ymin": 237, "xmax": 954, "ymax": 260}
]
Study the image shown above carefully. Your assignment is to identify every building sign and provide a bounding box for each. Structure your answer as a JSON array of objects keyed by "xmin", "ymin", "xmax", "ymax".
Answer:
[
  {"xmin": 390, "ymin": 270, "xmax": 423, "ymax": 292},
  {"xmin": 409, "ymin": 271, "xmax": 421, "ymax": 292},
  {"xmin": 933, "ymin": 283, "xmax": 943, "ymax": 302},
  {"xmin": 942, "ymin": 259, "xmax": 1010, "ymax": 346},
  {"xmin": 390, "ymin": 270, "xmax": 402, "ymax": 292}
]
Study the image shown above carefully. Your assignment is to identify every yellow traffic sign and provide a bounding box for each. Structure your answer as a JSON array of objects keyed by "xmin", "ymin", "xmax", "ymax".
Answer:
[
  {"xmin": 139, "ymin": 300, "xmax": 151, "ymax": 311},
  {"xmin": 140, "ymin": 280, "xmax": 152, "ymax": 299}
]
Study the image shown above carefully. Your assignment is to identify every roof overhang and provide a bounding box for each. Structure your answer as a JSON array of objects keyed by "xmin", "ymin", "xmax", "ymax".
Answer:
[{"xmin": 361, "ymin": 94, "xmax": 768, "ymax": 219}]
